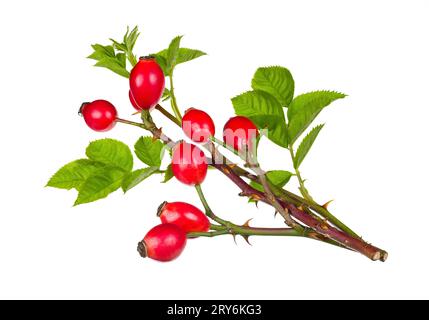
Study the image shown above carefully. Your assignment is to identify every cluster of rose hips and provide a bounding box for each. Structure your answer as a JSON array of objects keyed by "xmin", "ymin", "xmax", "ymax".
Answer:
[{"xmin": 79, "ymin": 56, "xmax": 259, "ymax": 262}]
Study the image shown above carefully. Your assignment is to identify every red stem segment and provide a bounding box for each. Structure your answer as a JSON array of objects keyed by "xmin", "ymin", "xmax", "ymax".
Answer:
[{"xmin": 212, "ymin": 163, "xmax": 388, "ymax": 262}]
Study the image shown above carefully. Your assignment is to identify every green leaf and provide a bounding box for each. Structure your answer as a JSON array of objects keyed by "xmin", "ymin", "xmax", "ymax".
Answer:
[
  {"xmin": 162, "ymin": 88, "xmax": 171, "ymax": 101},
  {"xmin": 251, "ymin": 66, "xmax": 294, "ymax": 107},
  {"xmin": 162, "ymin": 164, "xmax": 174, "ymax": 183},
  {"xmin": 249, "ymin": 170, "xmax": 293, "ymax": 192},
  {"xmin": 88, "ymin": 42, "xmax": 129, "ymax": 78},
  {"xmin": 110, "ymin": 26, "xmax": 140, "ymax": 65},
  {"xmin": 86, "ymin": 139, "xmax": 133, "ymax": 172},
  {"xmin": 175, "ymin": 48, "xmax": 206, "ymax": 65},
  {"xmin": 167, "ymin": 35, "xmax": 183, "ymax": 70},
  {"xmin": 134, "ymin": 137, "xmax": 164, "ymax": 167},
  {"xmin": 287, "ymin": 91, "xmax": 346, "ymax": 143},
  {"xmin": 124, "ymin": 26, "xmax": 140, "ymax": 51},
  {"xmin": 46, "ymin": 159, "xmax": 104, "ymax": 191},
  {"xmin": 74, "ymin": 167, "xmax": 125, "ymax": 205},
  {"xmin": 94, "ymin": 57, "xmax": 129, "ymax": 78},
  {"xmin": 88, "ymin": 44, "xmax": 115, "ymax": 60},
  {"xmin": 156, "ymin": 48, "xmax": 206, "ymax": 66},
  {"xmin": 122, "ymin": 166, "xmax": 159, "ymax": 192},
  {"xmin": 294, "ymin": 124, "xmax": 324, "ymax": 169},
  {"xmin": 154, "ymin": 54, "xmax": 168, "ymax": 75},
  {"xmin": 231, "ymin": 90, "xmax": 288, "ymax": 147}
]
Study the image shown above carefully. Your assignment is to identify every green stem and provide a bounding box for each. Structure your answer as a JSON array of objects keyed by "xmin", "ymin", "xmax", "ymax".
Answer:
[
  {"xmin": 288, "ymin": 144, "xmax": 313, "ymax": 201},
  {"xmin": 155, "ymin": 104, "xmax": 181, "ymax": 127},
  {"xmin": 169, "ymin": 71, "xmax": 182, "ymax": 122},
  {"xmin": 194, "ymin": 184, "xmax": 229, "ymax": 226},
  {"xmin": 210, "ymin": 136, "xmax": 242, "ymax": 158},
  {"xmin": 116, "ymin": 117, "xmax": 146, "ymax": 129},
  {"xmin": 234, "ymin": 166, "xmax": 360, "ymax": 238},
  {"xmin": 129, "ymin": 53, "xmax": 138, "ymax": 67},
  {"xmin": 188, "ymin": 230, "xmax": 229, "ymax": 238}
]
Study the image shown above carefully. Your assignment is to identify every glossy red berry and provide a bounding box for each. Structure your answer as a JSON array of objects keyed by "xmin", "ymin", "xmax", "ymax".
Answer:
[
  {"xmin": 171, "ymin": 142, "xmax": 208, "ymax": 186},
  {"xmin": 158, "ymin": 201, "xmax": 210, "ymax": 233},
  {"xmin": 129, "ymin": 57, "xmax": 165, "ymax": 110},
  {"xmin": 138, "ymin": 223, "xmax": 187, "ymax": 262},
  {"xmin": 223, "ymin": 116, "xmax": 259, "ymax": 153},
  {"xmin": 128, "ymin": 90, "xmax": 141, "ymax": 111},
  {"xmin": 182, "ymin": 108, "xmax": 215, "ymax": 143},
  {"xmin": 79, "ymin": 100, "xmax": 117, "ymax": 132}
]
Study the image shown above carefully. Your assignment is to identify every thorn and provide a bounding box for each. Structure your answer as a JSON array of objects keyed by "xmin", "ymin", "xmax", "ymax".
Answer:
[
  {"xmin": 297, "ymin": 205, "xmax": 304, "ymax": 211},
  {"xmin": 228, "ymin": 163, "xmax": 237, "ymax": 169},
  {"xmin": 242, "ymin": 218, "xmax": 253, "ymax": 228},
  {"xmin": 274, "ymin": 210, "xmax": 278, "ymax": 218},
  {"xmin": 254, "ymin": 201, "xmax": 259, "ymax": 208},
  {"xmin": 322, "ymin": 200, "xmax": 334, "ymax": 209},
  {"xmin": 132, "ymin": 111, "xmax": 141, "ymax": 116},
  {"xmin": 241, "ymin": 235, "xmax": 252, "ymax": 246},
  {"xmin": 232, "ymin": 233, "xmax": 238, "ymax": 245},
  {"xmin": 239, "ymin": 192, "xmax": 246, "ymax": 197}
]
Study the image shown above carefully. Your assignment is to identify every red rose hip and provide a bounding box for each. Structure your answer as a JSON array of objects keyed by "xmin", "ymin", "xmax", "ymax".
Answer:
[
  {"xmin": 138, "ymin": 223, "xmax": 186, "ymax": 262},
  {"xmin": 223, "ymin": 116, "xmax": 259, "ymax": 153},
  {"xmin": 129, "ymin": 57, "xmax": 165, "ymax": 110},
  {"xmin": 128, "ymin": 90, "xmax": 141, "ymax": 111},
  {"xmin": 182, "ymin": 108, "xmax": 215, "ymax": 143},
  {"xmin": 158, "ymin": 201, "xmax": 210, "ymax": 233},
  {"xmin": 171, "ymin": 142, "xmax": 208, "ymax": 186},
  {"xmin": 79, "ymin": 99, "xmax": 117, "ymax": 131}
]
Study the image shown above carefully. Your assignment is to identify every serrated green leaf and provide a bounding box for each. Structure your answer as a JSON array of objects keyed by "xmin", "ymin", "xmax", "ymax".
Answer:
[
  {"xmin": 162, "ymin": 88, "xmax": 171, "ymax": 101},
  {"xmin": 251, "ymin": 66, "xmax": 294, "ymax": 107},
  {"xmin": 249, "ymin": 170, "xmax": 293, "ymax": 192},
  {"xmin": 134, "ymin": 137, "xmax": 164, "ymax": 167},
  {"xmin": 86, "ymin": 139, "xmax": 133, "ymax": 172},
  {"xmin": 110, "ymin": 39, "xmax": 127, "ymax": 52},
  {"xmin": 122, "ymin": 166, "xmax": 159, "ymax": 192},
  {"xmin": 94, "ymin": 57, "xmax": 129, "ymax": 78},
  {"xmin": 88, "ymin": 44, "xmax": 115, "ymax": 60},
  {"xmin": 154, "ymin": 54, "xmax": 168, "ymax": 75},
  {"xmin": 167, "ymin": 35, "xmax": 183, "ymax": 70},
  {"xmin": 231, "ymin": 90, "xmax": 288, "ymax": 147},
  {"xmin": 74, "ymin": 167, "xmax": 125, "ymax": 205},
  {"xmin": 162, "ymin": 164, "xmax": 174, "ymax": 183},
  {"xmin": 124, "ymin": 26, "xmax": 140, "ymax": 51},
  {"xmin": 175, "ymin": 48, "xmax": 206, "ymax": 65},
  {"xmin": 294, "ymin": 124, "xmax": 324, "ymax": 169},
  {"xmin": 157, "ymin": 48, "xmax": 206, "ymax": 65},
  {"xmin": 46, "ymin": 159, "xmax": 104, "ymax": 191},
  {"xmin": 287, "ymin": 91, "xmax": 346, "ymax": 143}
]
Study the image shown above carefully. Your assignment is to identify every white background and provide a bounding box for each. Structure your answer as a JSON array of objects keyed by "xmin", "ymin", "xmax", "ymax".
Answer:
[{"xmin": 0, "ymin": 0, "xmax": 428, "ymax": 299}]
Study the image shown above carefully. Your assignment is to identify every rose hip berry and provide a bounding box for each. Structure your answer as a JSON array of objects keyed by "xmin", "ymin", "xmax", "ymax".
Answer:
[
  {"xmin": 158, "ymin": 201, "xmax": 210, "ymax": 233},
  {"xmin": 223, "ymin": 116, "xmax": 259, "ymax": 153},
  {"xmin": 128, "ymin": 90, "xmax": 141, "ymax": 111},
  {"xmin": 138, "ymin": 223, "xmax": 187, "ymax": 262},
  {"xmin": 171, "ymin": 142, "xmax": 208, "ymax": 186},
  {"xmin": 129, "ymin": 57, "xmax": 165, "ymax": 110},
  {"xmin": 182, "ymin": 108, "xmax": 215, "ymax": 143},
  {"xmin": 79, "ymin": 100, "xmax": 117, "ymax": 132}
]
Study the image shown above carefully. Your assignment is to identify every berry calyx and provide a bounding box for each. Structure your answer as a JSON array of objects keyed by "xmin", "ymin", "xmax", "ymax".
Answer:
[
  {"xmin": 157, "ymin": 201, "xmax": 210, "ymax": 233},
  {"xmin": 129, "ymin": 57, "xmax": 165, "ymax": 110},
  {"xmin": 223, "ymin": 116, "xmax": 259, "ymax": 153},
  {"xmin": 138, "ymin": 223, "xmax": 187, "ymax": 262},
  {"xmin": 171, "ymin": 142, "xmax": 208, "ymax": 186},
  {"xmin": 182, "ymin": 108, "xmax": 215, "ymax": 143},
  {"xmin": 79, "ymin": 100, "xmax": 117, "ymax": 132}
]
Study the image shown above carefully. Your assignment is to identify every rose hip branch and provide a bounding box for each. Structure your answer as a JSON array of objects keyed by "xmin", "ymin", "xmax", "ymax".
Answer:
[{"xmin": 47, "ymin": 26, "xmax": 387, "ymax": 263}]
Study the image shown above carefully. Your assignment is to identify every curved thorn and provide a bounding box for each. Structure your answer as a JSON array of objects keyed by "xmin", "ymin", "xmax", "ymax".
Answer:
[
  {"xmin": 242, "ymin": 218, "xmax": 253, "ymax": 227},
  {"xmin": 322, "ymin": 199, "xmax": 334, "ymax": 209}
]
